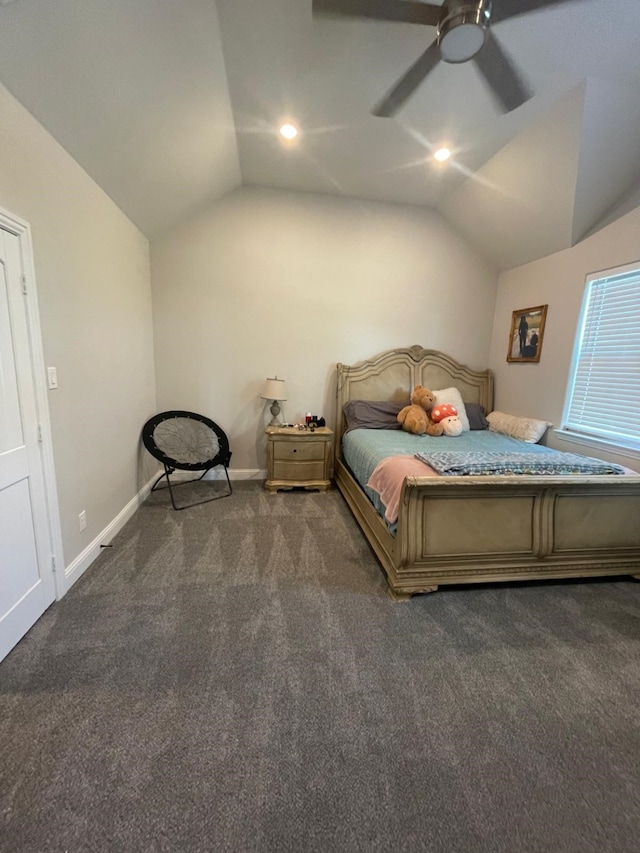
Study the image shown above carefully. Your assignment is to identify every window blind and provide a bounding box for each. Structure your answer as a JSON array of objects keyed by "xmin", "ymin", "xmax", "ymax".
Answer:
[{"xmin": 563, "ymin": 266, "xmax": 640, "ymax": 449}]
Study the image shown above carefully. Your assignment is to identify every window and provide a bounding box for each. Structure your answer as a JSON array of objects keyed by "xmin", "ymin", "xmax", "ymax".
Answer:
[{"xmin": 562, "ymin": 262, "xmax": 640, "ymax": 453}]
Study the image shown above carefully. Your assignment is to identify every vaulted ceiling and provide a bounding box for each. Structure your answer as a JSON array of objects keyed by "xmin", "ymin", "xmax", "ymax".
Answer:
[{"xmin": 0, "ymin": 0, "xmax": 639, "ymax": 269}]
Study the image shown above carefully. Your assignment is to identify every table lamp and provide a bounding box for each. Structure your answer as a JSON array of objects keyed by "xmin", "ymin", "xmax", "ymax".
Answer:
[{"xmin": 261, "ymin": 377, "xmax": 287, "ymax": 426}]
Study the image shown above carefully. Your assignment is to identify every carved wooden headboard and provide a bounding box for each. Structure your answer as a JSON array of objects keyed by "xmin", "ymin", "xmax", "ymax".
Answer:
[{"xmin": 335, "ymin": 346, "xmax": 493, "ymax": 458}]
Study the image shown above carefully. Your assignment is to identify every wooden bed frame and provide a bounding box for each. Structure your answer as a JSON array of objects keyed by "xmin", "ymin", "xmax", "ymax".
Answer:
[{"xmin": 334, "ymin": 346, "xmax": 640, "ymax": 598}]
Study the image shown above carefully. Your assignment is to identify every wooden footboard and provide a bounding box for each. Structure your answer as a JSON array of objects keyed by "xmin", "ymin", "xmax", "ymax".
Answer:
[{"xmin": 336, "ymin": 459, "xmax": 640, "ymax": 597}]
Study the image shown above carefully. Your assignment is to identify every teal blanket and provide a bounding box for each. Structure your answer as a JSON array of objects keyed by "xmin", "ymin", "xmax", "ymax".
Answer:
[
  {"xmin": 342, "ymin": 429, "xmax": 559, "ymax": 528},
  {"xmin": 415, "ymin": 449, "xmax": 625, "ymax": 476},
  {"xmin": 342, "ymin": 429, "xmax": 556, "ymax": 496}
]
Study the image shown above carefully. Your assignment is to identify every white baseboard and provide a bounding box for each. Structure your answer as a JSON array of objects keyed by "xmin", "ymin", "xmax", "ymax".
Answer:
[
  {"xmin": 63, "ymin": 468, "xmax": 266, "ymax": 594},
  {"xmin": 171, "ymin": 468, "xmax": 265, "ymax": 482},
  {"xmin": 63, "ymin": 472, "xmax": 159, "ymax": 594}
]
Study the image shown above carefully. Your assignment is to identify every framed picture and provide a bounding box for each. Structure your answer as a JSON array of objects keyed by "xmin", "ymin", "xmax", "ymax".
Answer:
[{"xmin": 507, "ymin": 305, "xmax": 547, "ymax": 363}]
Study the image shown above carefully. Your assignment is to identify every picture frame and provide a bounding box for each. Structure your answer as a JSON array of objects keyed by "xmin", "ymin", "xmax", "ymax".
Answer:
[{"xmin": 507, "ymin": 304, "xmax": 547, "ymax": 363}]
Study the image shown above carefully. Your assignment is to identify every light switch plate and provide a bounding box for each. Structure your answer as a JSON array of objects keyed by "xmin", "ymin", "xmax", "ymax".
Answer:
[{"xmin": 47, "ymin": 366, "xmax": 58, "ymax": 389}]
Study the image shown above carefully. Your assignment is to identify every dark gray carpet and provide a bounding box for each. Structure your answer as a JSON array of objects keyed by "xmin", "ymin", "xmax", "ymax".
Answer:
[{"xmin": 1, "ymin": 481, "xmax": 639, "ymax": 853}]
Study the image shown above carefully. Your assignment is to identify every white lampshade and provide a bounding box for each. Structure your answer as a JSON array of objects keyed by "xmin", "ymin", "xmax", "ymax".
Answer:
[{"xmin": 261, "ymin": 377, "xmax": 287, "ymax": 401}]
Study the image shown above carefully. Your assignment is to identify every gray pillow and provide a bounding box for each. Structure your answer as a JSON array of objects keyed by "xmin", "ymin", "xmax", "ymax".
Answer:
[
  {"xmin": 466, "ymin": 402, "xmax": 489, "ymax": 430},
  {"xmin": 343, "ymin": 399, "xmax": 408, "ymax": 432}
]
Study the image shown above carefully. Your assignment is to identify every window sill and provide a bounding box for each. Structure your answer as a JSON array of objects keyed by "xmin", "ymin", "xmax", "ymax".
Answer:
[{"xmin": 554, "ymin": 429, "xmax": 640, "ymax": 464}]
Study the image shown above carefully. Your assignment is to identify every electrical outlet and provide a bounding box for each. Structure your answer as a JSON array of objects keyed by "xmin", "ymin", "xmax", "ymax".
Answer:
[{"xmin": 79, "ymin": 510, "xmax": 87, "ymax": 532}]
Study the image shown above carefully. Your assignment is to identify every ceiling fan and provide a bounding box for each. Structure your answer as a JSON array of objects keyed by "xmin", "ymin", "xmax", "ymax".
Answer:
[{"xmin": 312, "ymin": 0, "xmax": 578, "ymax": 117}]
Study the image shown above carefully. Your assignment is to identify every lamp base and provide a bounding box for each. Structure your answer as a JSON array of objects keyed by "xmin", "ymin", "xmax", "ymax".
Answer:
[{"xmin": 268, "ymin": 399, "xmax": 282, "ymax": 426}]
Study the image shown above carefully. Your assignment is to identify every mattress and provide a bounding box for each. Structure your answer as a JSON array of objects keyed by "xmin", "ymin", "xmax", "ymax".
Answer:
[
  {"xmin": 342, "ymin": 428, "xmax": 551, "ymax": 526},
  {"xmin": 343, "ymin": 428, "xmax": 551, "ymax": 488},
  {"xmin": 343, "ymin": 429, "xmax": 637, "ymax": 533}
]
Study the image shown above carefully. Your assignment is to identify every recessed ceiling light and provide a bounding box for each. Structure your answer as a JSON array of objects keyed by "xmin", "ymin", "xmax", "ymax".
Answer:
[
  {"xmin": 433, "ymin": 147, "xmax": 451, "ymax": 163},
  {"xmin": 279, "ymin": 123, "xmax": 299, "ymax": 140}
]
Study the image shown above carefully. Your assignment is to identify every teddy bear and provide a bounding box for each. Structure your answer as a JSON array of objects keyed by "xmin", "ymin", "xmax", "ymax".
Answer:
[
  {"xmin": 430, "ymin": 403, "xmax": 463, "ymax": 437},
  {"xmin": 396, "ymin": 385, "xmax": 444, "ymax": 436}
]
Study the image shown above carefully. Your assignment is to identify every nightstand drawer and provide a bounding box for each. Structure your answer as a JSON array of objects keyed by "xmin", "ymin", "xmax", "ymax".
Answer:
[
  {"xmin": 273, "ymin": 441, "xmax": 325, "ymax": 462},
  {"xmin": 272, "ymin": 461, "xmax": 325, "ymax": 481}
]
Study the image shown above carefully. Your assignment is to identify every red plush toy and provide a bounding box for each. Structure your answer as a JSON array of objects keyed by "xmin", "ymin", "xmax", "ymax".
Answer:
[{"xmin": 430, "ymin": 403, "xmax": 463, "ymax": 437}]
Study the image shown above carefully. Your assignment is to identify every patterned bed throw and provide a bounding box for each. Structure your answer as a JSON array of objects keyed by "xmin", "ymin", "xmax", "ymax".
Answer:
[{"xmin": 415, "ymin": 449, "xmax": 626, "ymax": 476}]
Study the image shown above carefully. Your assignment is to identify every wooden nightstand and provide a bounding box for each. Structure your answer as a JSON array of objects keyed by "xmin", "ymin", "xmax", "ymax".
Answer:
[{"xmin": 265, "ymin": 426, "xmax": 333, "ymax": 493}]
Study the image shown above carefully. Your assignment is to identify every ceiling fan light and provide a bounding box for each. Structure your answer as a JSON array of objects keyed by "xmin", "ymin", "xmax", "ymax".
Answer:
[
  {"xmin": 439, "ymin": 22, "xmax": 486, "ymax": 62},
  {"xmin": 437, "ymin": 2, "xmax": 491, "ymax": 64}
]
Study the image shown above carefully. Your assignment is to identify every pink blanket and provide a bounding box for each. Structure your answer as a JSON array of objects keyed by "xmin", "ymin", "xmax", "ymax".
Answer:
[{"xmin": 367, "ymin": 455, "xmax": 438, "ymax": 523}]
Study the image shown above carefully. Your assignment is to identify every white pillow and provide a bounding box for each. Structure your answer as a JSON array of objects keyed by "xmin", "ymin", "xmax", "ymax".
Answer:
[
  {"xmin": 486, "ymin": 411, "xmax": 551, "ymax": 443},
  {"xmin": 432, "ymin": 387, "xmax": 470, "ymax": 432}
]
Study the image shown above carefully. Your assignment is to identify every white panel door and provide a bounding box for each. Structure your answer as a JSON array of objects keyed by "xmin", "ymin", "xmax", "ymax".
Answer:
[{"xmin": 0, "ymin": 226, "xmax": 55, "ymax": 662}]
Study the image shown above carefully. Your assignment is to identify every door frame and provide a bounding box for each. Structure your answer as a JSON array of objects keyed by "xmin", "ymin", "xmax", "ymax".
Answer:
[{"xmin": 0, "ymin": 205, "xmax": 65, "ymax": 600}]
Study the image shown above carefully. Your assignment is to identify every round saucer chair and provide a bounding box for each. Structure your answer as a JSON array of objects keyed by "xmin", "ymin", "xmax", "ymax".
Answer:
[{"xmin": 142, "ymin": 410, "xmax": 232, "ymax": 510}]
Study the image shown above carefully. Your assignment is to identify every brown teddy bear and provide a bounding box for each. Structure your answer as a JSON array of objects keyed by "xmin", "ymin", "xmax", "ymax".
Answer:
[{"xmin": 397, "ymin": 385, "xmax": 444, "ymax": 436}]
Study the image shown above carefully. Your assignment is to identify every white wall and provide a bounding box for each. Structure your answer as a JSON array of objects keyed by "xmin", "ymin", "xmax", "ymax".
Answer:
[
  {"xmin": 488, "ymin": 201, "xmax": 640, "ymax": 469},
  {"xmin": 0, "ymin": 82, "xmax": 156, "ymax": 573},
  {"xmin": 151, "ymin": 186, "xmax": 498, "ymax": 471}
]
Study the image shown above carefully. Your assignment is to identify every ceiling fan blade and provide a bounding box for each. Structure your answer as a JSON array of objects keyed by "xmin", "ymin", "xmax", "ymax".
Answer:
[
  {"xmin": 312, "ymin": 0, "xmax": 441, "ymax": 27},
  {"xmin": 472, "ymin": 33, "xmax": 532, "ymax": 113},
  {"xmin": 491, "ymin": 0, "xmax": 578, "ymax": 25},
  {"xmin": 372, "ymin": 39, "xmax": 441, "ymax": 117}
]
